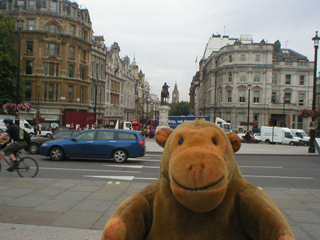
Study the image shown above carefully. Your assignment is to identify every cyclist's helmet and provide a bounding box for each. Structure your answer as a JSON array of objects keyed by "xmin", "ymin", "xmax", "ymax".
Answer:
[{"xmin": 3, "ymin": 117, "xmax": 14, "ymax": 124}]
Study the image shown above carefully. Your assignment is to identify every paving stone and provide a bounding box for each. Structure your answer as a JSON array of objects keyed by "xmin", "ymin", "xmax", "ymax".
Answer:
[
  {"xmin": 263, "ymin": 189, "xmax": 293, "ymax": 200},
  {"xmin": 290, "ymin": 225, "xmax": 315, "ymax": 240},
  {"xmin": 0, "ymin": 196, "xmax": 15, "ymax": 205},
  {"xmin": 13, "ymin": 211, "xmax": 62, "ymax": 225},
  {"xmin": 69, "ymin": 184, "xmax": 101, "ymax": 192},
  {"xmin": 70, "ymin": 199, "xmax": 113, "ymax": 212},
  {"xmin": 47, "ymin": 180, "xmax": 81, "ymax": 189},
  {"xmin": 53, "ymin": 191, "xmax": 92, "ymax": 201},
  {"xmin": 27, "ymin": 187, "xmax": 66, "ymax": 197},
  {"xmin": 86, "ymin": 190, "xmax": 122, "ymax": 201},
  {"xmin": 4, "ymin": 196, "xmax": 51, "ymax": 208},
  {"xmin": 286, "ymin": 193, "xmax": 320, "ymax": 203},
  {"xmin": 51, "ymin": 211, "xmax": 103, "ymax": 229},
  {"xmin": 0, "ymin": 188, "xmax": 35, "ymax": 197},
  {"xmin": 32, "ymin": 199, "xmax": 79, "ymax": 212},
  {"xmin": 300, "ymin": 223, "xmax": 320, "ymax": 240},
  {"xmin": 0, "ymin": 206, "xmax": 31, "ymax": 222},
  {"xmin": 274, "ymin": 199, "xmax": 309, "ymax": 210},
  {"xmin": 283, "ymin": 209, "xmax": 320, "ymax": 224}
]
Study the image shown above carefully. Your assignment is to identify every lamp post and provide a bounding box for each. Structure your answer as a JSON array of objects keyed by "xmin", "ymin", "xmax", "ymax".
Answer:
[
  {"xmin": 247, "ymin": 82, "xmax": 252, "ymax": 132},
  {"xmin": 309, "ymin": 31, "xmax": 320, "ymax": 153},
  {"xmin": 16, "ymin": 1, "xmax": 24, "ymax": 104},
  {"xmin": 37, "ymin": 85, "xmax": 41, "ymax": 119},
  {"xmin": 94, "ymin": 74, "xmax": 98, "ymax": 127}
]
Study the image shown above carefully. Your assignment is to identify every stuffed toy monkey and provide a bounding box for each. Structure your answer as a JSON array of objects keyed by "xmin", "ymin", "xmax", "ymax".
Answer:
[{"xmin": 102, "ymin": 120, "xmax": 295, "ymax": 240}]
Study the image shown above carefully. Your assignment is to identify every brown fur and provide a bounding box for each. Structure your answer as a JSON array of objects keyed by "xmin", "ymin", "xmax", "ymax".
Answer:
[{"xmin": 102, "ymin": 120, "xmax": 295, "ymax": 240}]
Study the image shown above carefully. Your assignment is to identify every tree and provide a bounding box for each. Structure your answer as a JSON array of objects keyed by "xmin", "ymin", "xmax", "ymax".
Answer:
[
  {"xmin": 0, "ymin": 13, "xmax": 17, "ymax": 106},
  {"xmin": 169, "ymin": 101, "xmax": 190, "ymax": 116}
]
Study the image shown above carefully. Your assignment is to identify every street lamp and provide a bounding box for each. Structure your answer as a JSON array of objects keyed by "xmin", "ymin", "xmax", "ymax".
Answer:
[
  {"xmin": 247, "ymin": 82, "xmax": 252, "ymax": 132},
  {"xmin": 309, "ymin": 31, "xmax": 320, "ymax": 153},
  {"xmin": 37, "ymin": 85, "xmax": 41, "ymax": 119},
  {"xmin": 16, "ymin": 1, "xmax": 24, "ymax": 104}
]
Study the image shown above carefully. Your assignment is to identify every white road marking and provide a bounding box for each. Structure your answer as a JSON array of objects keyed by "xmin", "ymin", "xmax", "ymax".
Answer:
[
  {"xmin": 103, "ymin": 165, "xmax": 159, "ymax": 169},
  {"xmin": 240, "ymin": 166, "xmax": 283, "ymax": 169},
  {"xmin": 84, "ymin": 175, "xmax": 157, "ymax": 181},
  {"xmin": 40, "ymin": 167, "xmax": 141, "ymax": 173}
]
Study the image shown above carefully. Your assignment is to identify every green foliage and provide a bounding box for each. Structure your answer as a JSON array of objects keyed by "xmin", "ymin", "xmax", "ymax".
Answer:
[
  {"xmin": 0, "ymin": 13, "xmax": 17, "ymax": 105},
  {"xmin": 169, "ymin": 101, "xmax": 190, "ymax": 116}
]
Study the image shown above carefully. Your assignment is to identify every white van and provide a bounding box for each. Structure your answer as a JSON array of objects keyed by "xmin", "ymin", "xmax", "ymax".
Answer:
[
  {"xmin": 290, "ymin": 129, "xmax": 310, "ymax": 145},
  {"xmin": 260, "ymin": 126, "xmax": 301, "ymax": 146},
  {"xmin": 0, "ymin": 115, "xmax": 35, "ymax": 136}
]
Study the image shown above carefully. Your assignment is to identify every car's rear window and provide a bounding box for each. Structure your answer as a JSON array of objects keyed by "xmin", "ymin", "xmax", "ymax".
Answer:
[{"xmin": 117, "ymin": 132, "xmax": 137, "ymax": 140}]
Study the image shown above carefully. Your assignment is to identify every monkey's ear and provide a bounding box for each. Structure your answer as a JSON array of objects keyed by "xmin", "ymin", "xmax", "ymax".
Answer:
[
  {"xmin": 155, "ymin": 128, "xmax": 174, "ymax": 148},
  {"xmin": 226, "ymin": 132, "xmax": 241, "ymax": 152}
]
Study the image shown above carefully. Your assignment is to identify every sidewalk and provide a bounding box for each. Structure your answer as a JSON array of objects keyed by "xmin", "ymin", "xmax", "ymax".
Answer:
[{"xmin": 0, "ymin": 140, "xmax": 319, "ymax": 240}]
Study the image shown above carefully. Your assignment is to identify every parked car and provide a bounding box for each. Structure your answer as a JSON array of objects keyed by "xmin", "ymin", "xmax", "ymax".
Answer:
[
  {"xmin": 40, "ymin": 129, "xmax": 146, "ymax": 163},
  {"xmin": 27, "ymin": 130, "xmax": 81, "ymax": 154}
]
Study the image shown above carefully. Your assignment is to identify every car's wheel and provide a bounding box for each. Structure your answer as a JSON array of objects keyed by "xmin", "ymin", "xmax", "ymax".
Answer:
[
  {"xmin": 113, "ymin": 149, "xmax": 128, "ymax": 163},
  {"xmin": 265, "ymin": 139, "xmax": 270, "ymax": 144},
  {"xmin": 29, "ymin": 143, "xmax": 40, "ymax": 154},
  {"xmin": 49, "ymin": 147, "xmax": 65, "ymax": 161},
  {"xmin": 289, "ymin": 141, "xmax": 294, "ymax": 146},
  {"xmin": 46, "ymin": 133, "xmax": 52, "ymax": 137}
]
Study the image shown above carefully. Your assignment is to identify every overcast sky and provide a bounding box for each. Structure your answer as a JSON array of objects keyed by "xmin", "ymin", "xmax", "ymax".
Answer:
[{"xmin": 79, "ymin": 0, "xmax": 320, "ymax": 102}]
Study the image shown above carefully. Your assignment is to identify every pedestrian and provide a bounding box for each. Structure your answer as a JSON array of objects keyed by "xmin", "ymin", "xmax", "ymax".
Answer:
[{"xmin": 36, "ymin": 122, "xmax": 42, "ymax": 137}]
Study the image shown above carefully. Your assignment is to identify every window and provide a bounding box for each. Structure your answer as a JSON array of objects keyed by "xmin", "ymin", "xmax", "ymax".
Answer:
[
  {"xmin": 117, "ymin": 133, "xmax": 137, "ymax": 140},
  {"xmin": 29, "ymin": 0, "xmax": 35, "ymax": 10},
  {"xmin": 239, "ymin": 90, "xmax": 246, "ymax": 102},
  {"xmin": 48, "ymin": 84, "xmax": 54, "ymax": 100},
  {"xmin": 253, "ymin": 91, "xmax": 260, "ymax": 103},
  {"xmin": 272, "ymin": 74, "xmax": 277, "ymax": 84},
  {"xmin": 69, "ymin": 46, "xmax": 75, "ymax": 58},
  {"xmin": 45, "ymin": 62, "xmax": 59, "ymax": 76},
  {"xmin": 82, "ymin": 50, "xmax": 86, "ymax": 61},
  {"xmin": 271, "ymin": 92, "xmax": 277, "ymax": 103},
  {"xmin": 228, "ymin": 72, "xmax": 232, "ymax": 82},
  {"xmin": 256, "ymin": 54, "xmax": 260, "ymax": 62},
  {"xmin": 27, "ymin": 20, "xmax": 35, "ymax": 30},
  {"xmin": 97, "ymin": 131, "xmax": 115, "ymax": 140},
  {"xmin": 227, "ymin": 90, "xmax": 232, "ymax": 102},
  {"xmin": 240, "ymin": 54, "xmax": 246, "ymax": 62},
  {"xmin": 229, "ymin": 55, "xmax": 232, "ymax": 62},
  {"xmin": 83, "ymin": 30, "xmax": 87, "ymax": 40},
  {"xmin": 285, "ymin": 74, "xmax": 291, "ymax": 84},
  {"xmin": 240, "ymin": 72, "xmax": 246, "ymax": 82},
  {"xmin": 71, "ymin": 8, "xmax": 76, "ymax": 18},
  {"xmin": 26, "ymin": 61, "xmax": 33, "ymax": 74},
  {"xmin": 25, "ymin": 83, "xmax": 32, "ymax": 99},
  {"xmin": 50, "ymin": 1, "xmax": 57, "ymax": 12},
  {"xmin": 55, "ymin": 84, "xmax": 59, "ymax": 100},
  {"xmin": 69, "ymin": 65, "xmax": 74, "ymax": 78},
  {"xmin": 284, "ymin": 92, "xmax": 291, "ymax": 103},
  {"xmin": 68, "ymin": 85, "xmax": 73, "ymax": 101},
  {"xmin": 45, "ymin": 43, "xmax": 59, "ymax": 56},
  {"xmin": 70, "ymin": 25, "xmax": 75, "ymax": 36},
  {"xmin": 47, "ymin": 24, "xmax": 60, "ymax": 33},
  {"xmin": 80, "ymin": 67, "xmax": 86, "ymax": 80},
  {"xmin": 299, "ymin": 93, "xmax": 305, "ymax": 106},
  {"xmin": 26, "ymin": 41, "xmax": 33, "ymax": 53},
  {"xmin": 300, "ymin": 75, "xmax": 305, "ymax": 85},
  {"xmin": 75, "ymin": 131, "xmax": 95, "ymax": 141},
  {"xmin": 254, "ymin": 72, "xmax": 260, "ymax": 82}
]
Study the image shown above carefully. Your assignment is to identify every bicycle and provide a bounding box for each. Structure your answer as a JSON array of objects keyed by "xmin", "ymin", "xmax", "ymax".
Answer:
[{"xmin": 0, "ymin": 150, "xmax": 39, "ymax": 178}]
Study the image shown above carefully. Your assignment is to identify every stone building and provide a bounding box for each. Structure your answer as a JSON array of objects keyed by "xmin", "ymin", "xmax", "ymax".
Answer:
[
  {"xmin": 193, "ymin": 33, "xmax": 314, "ymax": 132},
  {"xmin": 1, "ymin": 0, "xmax": 159, "ymax": 128}
]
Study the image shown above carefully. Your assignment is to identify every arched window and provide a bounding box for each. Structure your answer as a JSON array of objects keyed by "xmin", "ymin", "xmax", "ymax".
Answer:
[{"xmin": 46, "ymin": 24, "xmax": 60, "ymax": 33}]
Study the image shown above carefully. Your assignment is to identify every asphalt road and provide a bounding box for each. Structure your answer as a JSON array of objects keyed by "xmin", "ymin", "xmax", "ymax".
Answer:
[{"xmin": 0, "ymin": 153, "xmax": 319, "ymax": 189}]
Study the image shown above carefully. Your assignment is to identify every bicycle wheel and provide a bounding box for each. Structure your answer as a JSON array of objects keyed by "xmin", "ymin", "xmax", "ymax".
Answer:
[{"xmin": 17, "ymin": 157, "xmax": 39, "ymax": 178}]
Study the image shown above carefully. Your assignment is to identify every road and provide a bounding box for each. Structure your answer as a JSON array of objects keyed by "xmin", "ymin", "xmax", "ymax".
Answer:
[{"xmin": 1, "ymin": 153, "xmax": 319, "ymax": 189}]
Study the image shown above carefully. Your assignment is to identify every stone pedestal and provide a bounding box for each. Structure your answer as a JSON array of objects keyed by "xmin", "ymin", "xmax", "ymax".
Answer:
[{"xmin": 156, "ymin": 105, "xmax": 171, "ymax": 131}]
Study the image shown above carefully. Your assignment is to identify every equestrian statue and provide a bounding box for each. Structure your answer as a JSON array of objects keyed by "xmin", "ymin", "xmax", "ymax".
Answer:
[{"xmin": 161, "ymin": 82, "xmax": 170, "ymax": 105}]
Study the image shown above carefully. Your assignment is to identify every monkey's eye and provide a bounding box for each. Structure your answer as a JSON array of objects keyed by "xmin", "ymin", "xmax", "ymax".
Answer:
[
  {"xmin": 178, "ymin": 138, "xmax": 184, "ymax": 145},
  {"xmin": 212, "ymin": 138, "xmax": 218, "ymax": 145}
]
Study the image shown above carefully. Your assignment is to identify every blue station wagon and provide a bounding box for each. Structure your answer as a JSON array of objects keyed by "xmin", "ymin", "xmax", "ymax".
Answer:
[{"xmin": 40, "ymin": 129, "xmax": 146, "ymax": 163}]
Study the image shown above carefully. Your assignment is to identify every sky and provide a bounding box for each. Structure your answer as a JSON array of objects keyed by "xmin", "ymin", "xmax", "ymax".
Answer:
[{"xmin": 78, "ymin": 0, "xmax": 320, "ymax": 102}]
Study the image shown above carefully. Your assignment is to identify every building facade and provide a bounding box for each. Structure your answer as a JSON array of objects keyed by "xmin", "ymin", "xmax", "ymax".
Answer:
[
  {"xmin": 193, "ymin": 34, "xmax": 314, "ymax": 132},
  {"xmin": 1, "ymin": 0, "xmax": 159, "ymax": 129}
]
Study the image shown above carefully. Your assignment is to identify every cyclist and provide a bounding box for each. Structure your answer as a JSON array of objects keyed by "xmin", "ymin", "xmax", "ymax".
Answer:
[{"xmin": 0, "ymin": 117, "xmax": 28, "ymax": 172}]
